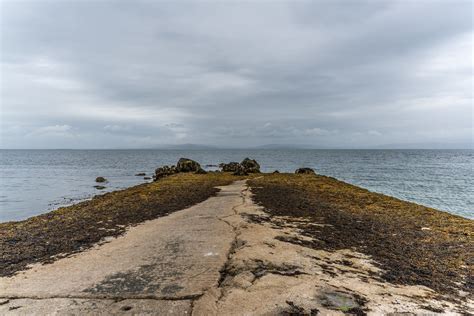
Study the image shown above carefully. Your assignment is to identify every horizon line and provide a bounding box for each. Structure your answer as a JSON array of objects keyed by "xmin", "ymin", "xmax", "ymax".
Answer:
[{"xmin": 1, "ymin": 147, "xmax": 472, "ymax": 150}]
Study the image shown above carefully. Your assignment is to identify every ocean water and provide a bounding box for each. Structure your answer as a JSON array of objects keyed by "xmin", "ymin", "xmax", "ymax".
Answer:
[{"xmin": 0, "ymin": 149, "xmax": 472, "ymax": 222}]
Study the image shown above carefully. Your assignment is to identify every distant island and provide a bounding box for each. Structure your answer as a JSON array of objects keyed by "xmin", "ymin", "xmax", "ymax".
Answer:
[{"xmin": 148, "ymin": 142, "xmax": 473, "ymax": 150}]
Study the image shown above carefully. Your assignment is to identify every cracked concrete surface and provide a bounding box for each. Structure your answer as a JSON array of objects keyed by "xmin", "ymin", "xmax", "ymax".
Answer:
[
  {"xmin": 0, "ymin": 182, "xmax": 245, "ymax": 315},
  {"xmin": 192, "ymin": 182, "xmax": 472, "ymax": 315},
  {"xmin": 1, "ymin": 180, "xmax": 471, "ymax": 315}
]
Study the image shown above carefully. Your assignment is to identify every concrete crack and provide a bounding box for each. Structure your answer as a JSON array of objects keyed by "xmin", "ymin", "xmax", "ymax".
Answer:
[
  {"xmin": 191, "ymin": 181, "xmax": 250, "ymax": 315},
  {"xmin": 1, "ymin": 294, "xmax": 203, "ymax": 301},
  {"xmin": 215, "ymin": 186, "xmax": 248, "ymax": 290}
]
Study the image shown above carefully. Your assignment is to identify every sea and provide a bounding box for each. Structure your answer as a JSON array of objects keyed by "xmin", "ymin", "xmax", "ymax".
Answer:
[{"xmin": 0, "ymin": 149, "xmax": 472, "ymax": 222}]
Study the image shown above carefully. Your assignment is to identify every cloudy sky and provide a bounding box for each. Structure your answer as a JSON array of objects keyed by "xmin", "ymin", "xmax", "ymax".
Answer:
[{"xmin": 0, "ymin": 0, "xmax": 472, "ymax": 149}]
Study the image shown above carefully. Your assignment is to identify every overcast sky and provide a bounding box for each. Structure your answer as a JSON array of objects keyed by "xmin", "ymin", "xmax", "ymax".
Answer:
[{"xmin": 0, "ymin": 0, "xmax": 472, "ymax": 149}]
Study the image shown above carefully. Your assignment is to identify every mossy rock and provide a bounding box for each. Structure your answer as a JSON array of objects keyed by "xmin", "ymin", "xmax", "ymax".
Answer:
[
  {"xmin": 295, "ymin": 168, "xmax": 315, "ymax": 174},
  {"xmin": 233, "ymin": 164, "xmax": 249, "ymax": 176},
  {"xmin": 195, "ymin": 168, "xmax": 208, "ymax": 174},
  {"xmin": 220, "ymin": 162, "xmax": 240, "ymax": 172},
  {"xmin": 241, "ymin": 158, "xmax": 260, "ymax": 173},
  {"xmin": 176, "ymin": 158, "xmax": 201, "ymax": 172},
  {"xmin": 95, "ymin": 177, "xmax": 107, "ymax": 183},
  {"xmin": 154, "ymin": 165, "xmax": 177, "ymax": 181}
]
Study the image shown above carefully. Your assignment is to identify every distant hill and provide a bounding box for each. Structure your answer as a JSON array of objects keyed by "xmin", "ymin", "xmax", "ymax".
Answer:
[
  {"xmin": 372, "ymin": 142, "xmax": 473, "ymax": 150},
  {"xmin": 252, "ymin": 144, "xmax": 311, "ymax": 149},
  {"xmin": 149, "ymin": 142, "xmax": 472, "ymax": 150},
  {"xmin": 158, "ymin": 143, "xmax": 218, "ymax": 150}
]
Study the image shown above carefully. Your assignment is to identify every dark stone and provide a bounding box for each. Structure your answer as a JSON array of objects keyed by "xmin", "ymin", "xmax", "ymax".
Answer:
[
  {"xmin": 195, "ymin": 168, "xmax": 207, "ymax": 174},
  {"xmin": 135, "ymin": 173, "xmax": 146, "ymax": 176},
  {"xmin": 220, "ymin": 162, "xmax": 240, "ymax": 172},
  {"xmin": 94, "ymin": 185, "xmax": 106, "ymax": 190},
  {"xmin": 143, "ymin": 177, "xmax": 151, "ymax": 180},
  {"xmin": 240, "ymin": 158, "xmax": 260, "ymax": 173},
  {"xmin": 176, "ymin": 158, "xmax": 201, "ymax": 172},
  {"xmin": 295, "ymin": 168, "xmax": 315, "ymax": 174},
  {"xmin": 154, "ymin": 165, "xmax": 177, "ymax": 181},
  {"xmin": 95, "ymin": 177, "xmax": 107, "ymax": 183},
  {"xmin": 273, "ymin": 170, "xmax": 280, "ymax": 173},
  {"xmin": 233, "ymin": 164, "xmax": 249, "ymax": 176}
]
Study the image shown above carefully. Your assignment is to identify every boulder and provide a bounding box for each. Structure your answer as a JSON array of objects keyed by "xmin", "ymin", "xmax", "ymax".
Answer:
[
  {"xmin": 273, "ymin": 170, "xmax": 280, "ymax": 173},
  {"xmin": 95, "ymin": 177, "xmax": 107, "ymax": 183},
  {"xmin": 220, "ymin": 162, "xmax": 240, "ymax": 172},
  {"xmin": 176, "ymin": 158, "xmax": 201, "ymax": 172},
  {"xmin": 233, "ymin": 164, "xmax": 248, "ymax": 176},
  {"xmin": 143, "ymin": 176, "xmax": 151, "ymax": 180},
  {"xmin": 93, "ymin": 185, "xmax": 106, "ymax": 190},
  {"xmin": 195, "ymin": 168, "xmax": 207, "ymax": 174},
  {"xmin": 135, "ymin": 173, "xmax": 146, "ymax": 176},
  {"xmin": 295, "ymin": 168, "xmax": 315, "ymax": 175},
  {"xmin": 154, "ymin": 165, "xmax": 177, "ymax": 181},
  {"xmin": 240, "ymin": 158, "xmax": 260, "ymax": 173}
]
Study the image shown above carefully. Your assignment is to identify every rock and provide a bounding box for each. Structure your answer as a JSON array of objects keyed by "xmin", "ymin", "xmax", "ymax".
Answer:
[
  {"xmin": 295, "ymin": 168, "xmax": 315, "ymax": 174},
  {"xmin": 176, "ymin": 158, "xmax": 201, "ymax": 173},
  {"xmin": 135, "ymin": 173, "xmax": 146, "ymax": 176},
  {"xmin": 94, "ymin": 185, "xmax": 106, "ymax": 190},
  {"xmin": 95, "ymin": 177, "xmax": 107, "ymax": 183},
  {"xmin": 220, "ymin": 162, "xmax": 240, "ymax": 172},
  {"xmin": 154, "ymin": 165, "xmax": 177, "ymax": 181},
  {"xmin": 240, "ymin": 158, "xmax": 260, "ymax": 173},
  {"xmin": 273, "ymin": 170, "xmax": 280, "ymax": 173},
  {"xmin": 319, "ymin": 291, "xmax": 361, "ymax": 312},
  {"xmin": 233, "ymin": 164, "xmax": 248, "ymax": 176},
  {"xmin": 195, "ymin": 168, "xmax": 207, "ymax": 174},
  {"xmin": 143, "ymin": 176, "xmax": 151, "ymax": 180}
]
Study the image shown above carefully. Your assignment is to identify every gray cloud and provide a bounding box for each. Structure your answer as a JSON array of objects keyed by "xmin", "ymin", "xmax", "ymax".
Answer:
[{"xmin": 0, "ymin": 0, "xmax": 472, "ymax": 148}]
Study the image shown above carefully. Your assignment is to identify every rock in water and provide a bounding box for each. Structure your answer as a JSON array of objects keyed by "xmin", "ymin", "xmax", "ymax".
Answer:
[
  {"xmin": 154, "ymin": 165, "xmax": 177, "ymax": 181},
  {"xmin": 93, "ymin": 185, "xmax": 106, "ymax": 190},
  {"xmin": 176, "ymin": 158, "xmax": 201, "ymax": 172},
  {"xmin": 95, "ymin": 177, "xmax": 107, "ymax": 183},
  {"xmin": 220, "ymin": 162, "xmax": 240, "ymax": 172},
  {"xmin": 295, "ymin": 168, "xmax": 315, "ymax": 174},
  {"xmin": 273, "ymin": 170, "xmax": 280, "ymax": 173},
  {"xmin": 135, "ymin": 173, "xmax": 146, "ymax": 176},
  {"xmin": 241, "ymin": 158, "xmax": 260, "ymax": 173}
]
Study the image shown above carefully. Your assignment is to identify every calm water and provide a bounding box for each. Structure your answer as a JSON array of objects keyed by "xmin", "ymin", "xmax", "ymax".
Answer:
[{"xmin": 0, "ymin": 149, "xmax": 472, "ymax": 222}]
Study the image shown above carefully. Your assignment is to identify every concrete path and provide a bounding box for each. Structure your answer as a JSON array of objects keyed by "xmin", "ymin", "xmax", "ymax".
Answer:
[
  {"xmin": 1, "ymin": 180, "xmax": 470, "ymax": 315},
  {"xmin": 0, "ymin": 181, "xmax": 247, "ymax": 315}
]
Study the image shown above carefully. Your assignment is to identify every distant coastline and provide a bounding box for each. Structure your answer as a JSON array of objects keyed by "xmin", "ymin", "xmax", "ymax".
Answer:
[{"xmin": 1, "ymin": 141, "xmax": 473, "ymax": 151}]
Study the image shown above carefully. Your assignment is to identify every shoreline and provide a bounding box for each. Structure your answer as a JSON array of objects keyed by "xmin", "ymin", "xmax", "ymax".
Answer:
[
  {"xmin": 2, "ymin": 149, "xmax": 472, "ymax": 222},
  {"xmin": 1, "ymin": 171, "xmax": 472, "ymax": 314},
  {"xmin": 2, "ymin": 171, "xmax": 472, "ymax": 225}
]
